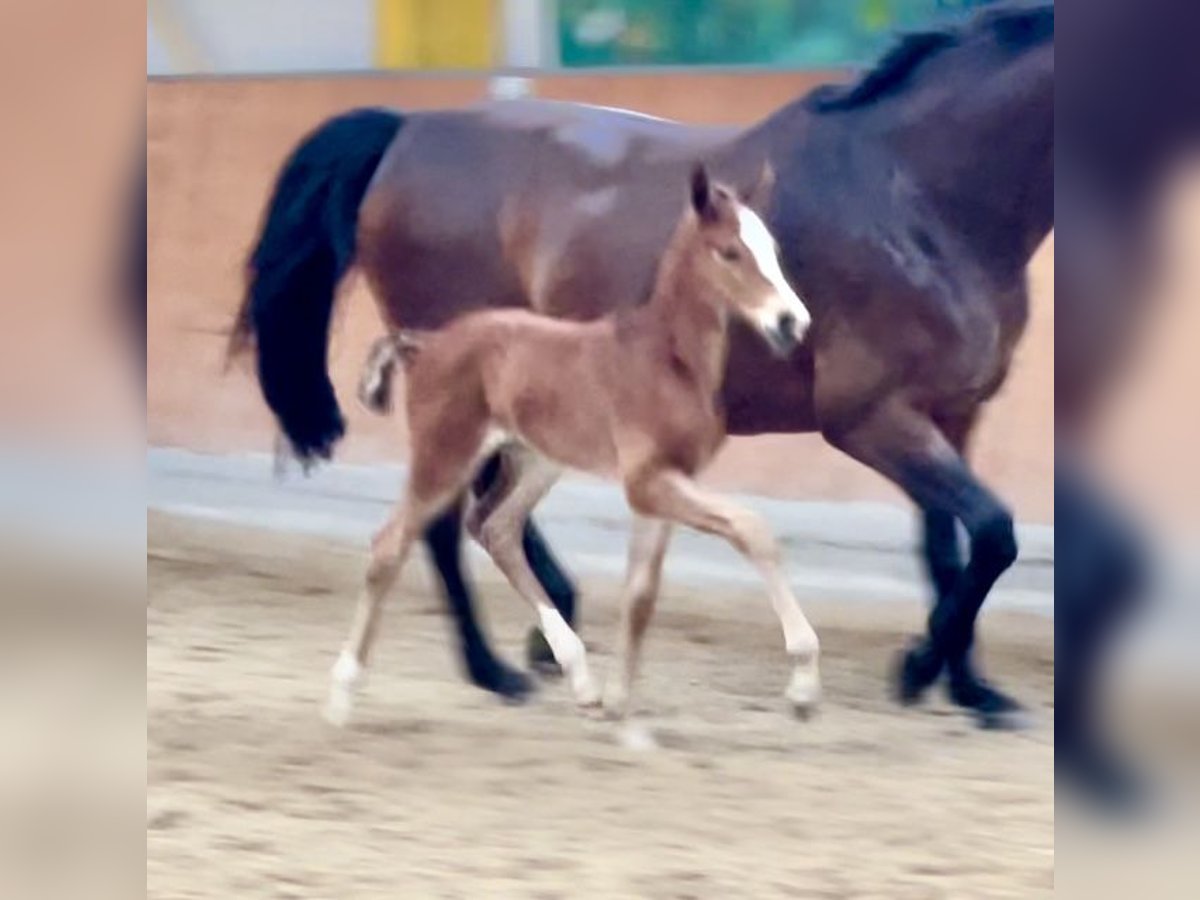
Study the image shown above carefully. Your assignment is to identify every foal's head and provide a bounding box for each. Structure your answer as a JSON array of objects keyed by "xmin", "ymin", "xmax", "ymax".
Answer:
[{"xmin": 685, "ymin": 164, "xmax": 810, "ymax": 356}]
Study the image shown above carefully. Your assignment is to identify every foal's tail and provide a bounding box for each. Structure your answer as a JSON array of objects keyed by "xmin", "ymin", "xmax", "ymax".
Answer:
[
  {"xmin": 357, "ymin": 331, "xmax": 425, "ymax": 415},
  {"xmin": 228, "ymin": 107, "xmax": 404, "ymax": 464}
]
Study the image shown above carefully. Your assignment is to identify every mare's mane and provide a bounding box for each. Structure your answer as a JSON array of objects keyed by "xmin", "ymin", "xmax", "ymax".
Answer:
[{"xmin": 806, "ymin": 1, "xmax": 1053, "ymax": 113}]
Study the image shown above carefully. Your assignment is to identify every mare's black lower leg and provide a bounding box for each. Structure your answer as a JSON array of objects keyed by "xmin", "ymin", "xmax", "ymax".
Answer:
[
  {"xmin": 829, "ymin": 399, "xmax": 1022, "ymax": 728},
  {"xmin": 1055, "ymin": 461, "xmax": 1147, "ymax": 810},
  {"xmin": 909, "ymin": 496, "xmax": 1021, "ymax": 726},
  {"xmin": 423, "ymin": 500, "xmax": 533, "ymax": 701},
  {"xmin": 922, "ymin": 508, "xmax": 1023, "ymax": 715},
  {"xmin": 471, "ymin": 453, "xmax": 579, "ymax": 671},
  {"xmin": 919, "ymin": 413, "xmax": 1021, "ymax": 715},
  {"xmin": 922, "ymin": 509, "xmax": 962, "ymax": 605}
]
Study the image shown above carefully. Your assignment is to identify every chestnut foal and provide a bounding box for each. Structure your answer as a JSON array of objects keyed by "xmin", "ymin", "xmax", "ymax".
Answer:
[{"xmin": 327, "ymin": 165, "xmax": 818, "ymax": 725}]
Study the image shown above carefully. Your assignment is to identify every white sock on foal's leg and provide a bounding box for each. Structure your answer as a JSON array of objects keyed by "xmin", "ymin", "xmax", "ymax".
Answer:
[
  {"xmin": 537, "ymin": 606, "xmax": 600, "ymax": 706},
  {"xmin": 325, "ymin": 649, "xmax": 364, "ymax": 727},
  {"xmin": 779, "ymin": 607, "xmax": 821, "ymax": 713}
]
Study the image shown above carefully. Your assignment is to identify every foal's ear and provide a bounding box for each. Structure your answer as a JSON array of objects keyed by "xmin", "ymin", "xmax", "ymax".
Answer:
[
  {"xmin": 689, "ymin": 163, "xmax": 718, "ymax": 223},
  {"xmin": 740, "ymin": 160, "xmax": 776, "ymax": 210}
]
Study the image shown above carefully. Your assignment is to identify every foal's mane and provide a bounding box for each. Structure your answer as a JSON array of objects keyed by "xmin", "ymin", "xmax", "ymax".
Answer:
[{"xmin": 806, "ymin": 1, "xmax": 1054, "ymax": 113}]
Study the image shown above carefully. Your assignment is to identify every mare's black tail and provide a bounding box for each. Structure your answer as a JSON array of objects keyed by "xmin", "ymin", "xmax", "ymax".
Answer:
[{"xmin": 229, "ymin": 107, "xmax": 404, "ymax": 463}]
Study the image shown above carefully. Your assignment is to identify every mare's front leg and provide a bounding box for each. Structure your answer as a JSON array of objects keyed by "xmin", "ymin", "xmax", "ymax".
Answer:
[
  {"xmin": 626, "ymin": 468, "xmax": 820, "ymax": 715},
  {"xmin": 919, "ymin": 415, "xmax": 1021, "ymax": 716},
  {"xmin": 1055, "ymin": 458, "xmax": 1147, "ymax": 809},
  {"xmin": 825, "ymin": 397, "xmax": 1023, "ymax": 729}
]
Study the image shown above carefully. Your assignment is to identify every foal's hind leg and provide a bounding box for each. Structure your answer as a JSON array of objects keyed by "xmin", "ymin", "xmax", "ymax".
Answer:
[
  {"xmin": 468, "ymin": 448, "xmax": 579, "ymax": 675},
  {"xmin": 326, "ymin": 441, "xmax": 482, "ymax": 725},
  {"xmin": 472, "ymin": 449, "xmax": 600, "ymax": 706},
  {"xmin": 422, "ymin": 500, "xmax": 534, "ymax": 701},
  {"xmin": 626, "ymin": 468, "xmax": 820, "ymax": 714},
  {"xmin": 326, "ymin": 494, "xmax": 434, "ymax": 725}
]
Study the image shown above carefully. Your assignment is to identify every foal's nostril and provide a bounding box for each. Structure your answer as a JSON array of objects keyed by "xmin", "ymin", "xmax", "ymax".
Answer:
[{"xmin": 778, "ymin": 311, "xmax": 798, "ymax": 337}]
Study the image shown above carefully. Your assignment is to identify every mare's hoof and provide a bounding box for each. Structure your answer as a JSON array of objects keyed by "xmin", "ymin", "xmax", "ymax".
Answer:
[
  {"xmin": 948, "ymin": 677, "xmax": 1027, "ymax": 730},
  {"xmin": 468, "ymin": 657, "xmax": 536, "ymax": 704},
  {"xmin": 1058, "ymin": 742, "xmax": 1151, "ymax": 817},
  {"xmin": 894, "ymin": 643, "xmax": 942, "ymax": 706},
  {"xmin": 526, "ymin": 628, "xmax": 563, "ymax": 677},
  {"xmin": 975, "ymin": 706, "xmax": 1033, "ymax": 731}
]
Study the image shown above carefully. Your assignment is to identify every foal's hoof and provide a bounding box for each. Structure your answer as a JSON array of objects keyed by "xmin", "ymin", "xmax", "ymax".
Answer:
[
  {"xmin": 894, "ymin": 644, "xmax": 942, "ymax": 706},
  {"xmin": 785, "ymin": 671, "xmax": 821, "ymax": 720},
  {"xmin": 574, "ymin": 678, "xmax": 603, "ymax": 710},
  {"xmin": 323, "ymin": 690, "xmax": 354, "ymax": 728},
  {"xmin": 467, "ymin": 657, "xmax": 536, "ymax": 704},
  {"xmin": 526, "ymin": 628, "xmax": 563, "ymax": 677},
  {"xmin": 618, "ymin": 722, "xmax": 659, "ymax": 752},
  {"xmin": 602, "ymin": 685, "xmax": 630, "ymax": 721}
]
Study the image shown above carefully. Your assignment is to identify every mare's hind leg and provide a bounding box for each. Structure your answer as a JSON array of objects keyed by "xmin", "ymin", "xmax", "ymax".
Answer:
[
  {"xmin": 602, "ymin": 515, "xmax": 673, "ymax": 719},
  {"xmin": 824, "ymin": 397, "xmax": 1022, "ymax": 729},
  {"xmin": 626, "ymin": 468, "xmax": 820, "ymax": 715},
  {"xmin": 472, "ymin": 449, "xmax": 600, "ymax": 706}
]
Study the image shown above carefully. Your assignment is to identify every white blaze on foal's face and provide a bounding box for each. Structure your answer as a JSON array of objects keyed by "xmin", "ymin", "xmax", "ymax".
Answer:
[
  {"xmin": 689, "ymin": 163, "xmax": 811, "ymax": 357},
  {"xmin": 732, "ymin": 202, "xmax": 811, "ymax": 356}
]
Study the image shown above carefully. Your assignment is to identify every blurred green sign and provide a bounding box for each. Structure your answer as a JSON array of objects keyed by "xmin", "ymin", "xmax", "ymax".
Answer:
[{"xmin": 559, "ymin": 0, "xmax": 994, "ymax": 68}]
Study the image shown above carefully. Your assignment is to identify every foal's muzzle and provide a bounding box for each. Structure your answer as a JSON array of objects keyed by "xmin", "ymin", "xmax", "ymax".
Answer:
[{"xmin": 765, "ymin": 310, "xmax": 805, "ymax": 357}]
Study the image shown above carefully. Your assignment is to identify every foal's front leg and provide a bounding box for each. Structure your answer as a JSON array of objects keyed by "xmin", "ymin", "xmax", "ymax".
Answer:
[
  {"xmin": 472, "ymin": 450, "xmax": 600, "ymax": 706},
  {"xmin": 626, "ymin": 468, "xmax": 820, "ymax": 714},
  {"xmin": 603, "ymin": 515, "xmax": 673, "ymax": 719}
]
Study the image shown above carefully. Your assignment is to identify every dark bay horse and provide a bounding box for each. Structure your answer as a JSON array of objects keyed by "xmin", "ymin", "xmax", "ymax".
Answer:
[{"xmin": 230, "ymin": 1, "xmax": 1053, "ymax": 729}]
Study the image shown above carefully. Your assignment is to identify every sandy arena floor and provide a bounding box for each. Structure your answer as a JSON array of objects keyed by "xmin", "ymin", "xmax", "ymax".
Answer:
[{"xmin": 148, "ymin": 512, "xmax": 1053, "ymax": 899}]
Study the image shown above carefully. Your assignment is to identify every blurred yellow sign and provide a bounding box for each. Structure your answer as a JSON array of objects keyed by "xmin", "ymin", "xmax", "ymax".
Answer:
[{"xmin": 375, "ymin": 0, "xmax": 494, "ymax": 69}]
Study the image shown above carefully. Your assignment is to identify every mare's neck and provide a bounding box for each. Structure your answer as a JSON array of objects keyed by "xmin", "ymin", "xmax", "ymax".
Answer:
[
  {"xmin": 644, "ymin": 233, "xmax": 729, "ymax": 392},
  {"xmin": 746, "ymin": 41, "xmax": 1054, "ymax": 278}
]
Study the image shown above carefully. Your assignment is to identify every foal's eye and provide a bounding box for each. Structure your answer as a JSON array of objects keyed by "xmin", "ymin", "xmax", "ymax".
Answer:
[{"xmin": 718, "ymin": 246, "xmax": 741, "ymax": 263}]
